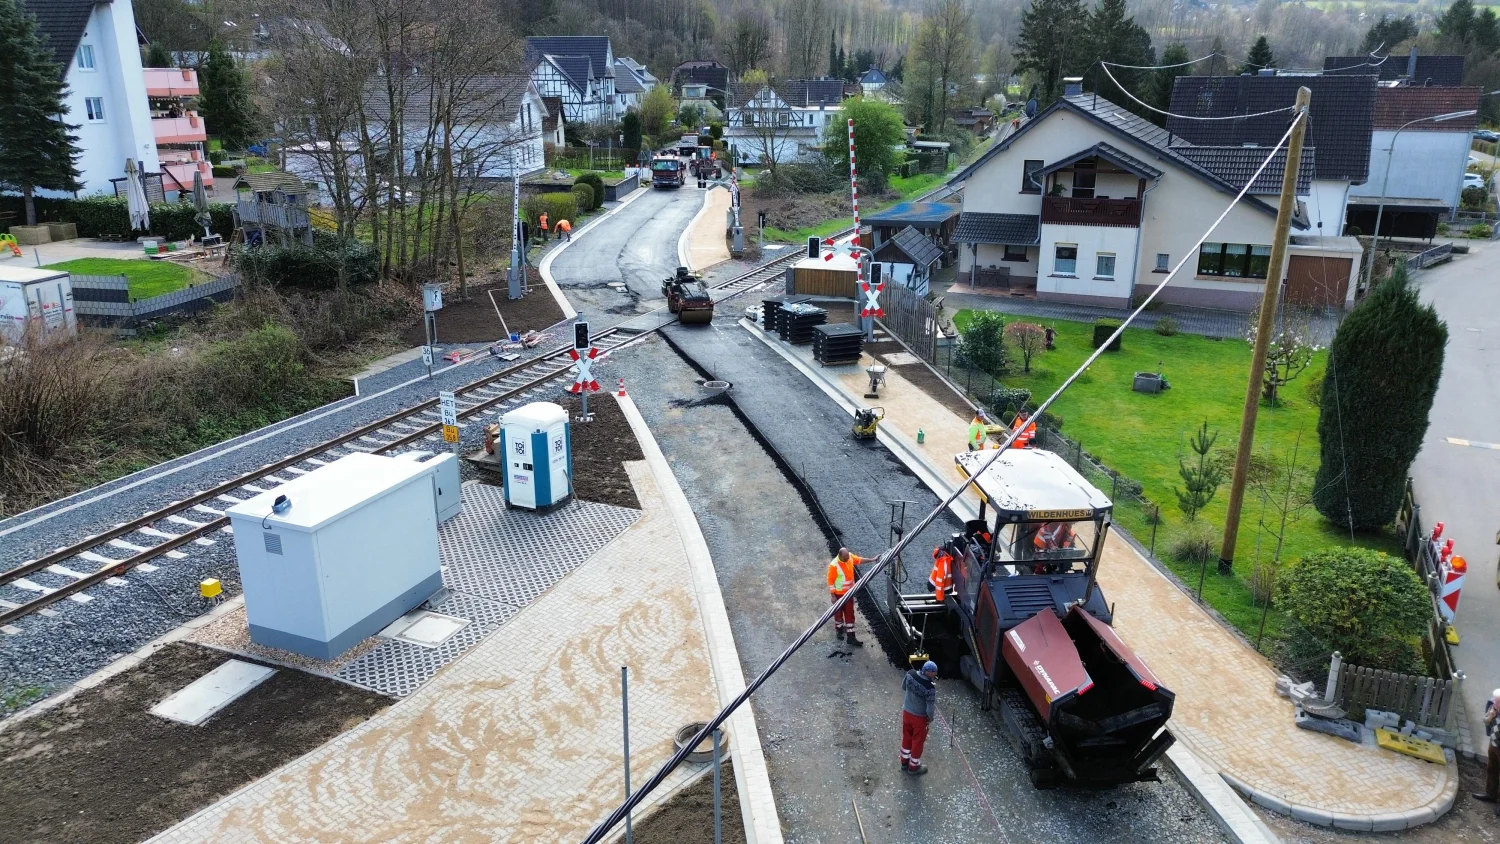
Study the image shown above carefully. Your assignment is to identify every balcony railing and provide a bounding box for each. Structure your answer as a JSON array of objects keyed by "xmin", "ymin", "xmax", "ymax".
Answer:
[
  {"xmin": 152, "ymin": 113, "xmax": 207, "ymax": 144},
  {"xmin": 144, "ymin": 67, "xmax": 200, "ymax": 97},
  {"xmin": 1040, "ymin": 196, "xmax": 1141, "ymax": 227},
  {"xmin": 161, "ymin": 161, "xmax": 214, "ymax": 193}
]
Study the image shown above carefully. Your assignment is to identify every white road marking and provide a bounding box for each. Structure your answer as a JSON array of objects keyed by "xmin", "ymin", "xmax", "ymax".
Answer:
[{"xmin": 1444, "ymin": 437, "xmax": 1500, "ymax": 450}]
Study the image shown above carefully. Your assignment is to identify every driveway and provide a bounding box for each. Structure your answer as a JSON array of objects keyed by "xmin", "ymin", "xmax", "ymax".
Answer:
[{"xmin": 1409, "ymin": 241, "xmax": 1500, "ymax": 748}]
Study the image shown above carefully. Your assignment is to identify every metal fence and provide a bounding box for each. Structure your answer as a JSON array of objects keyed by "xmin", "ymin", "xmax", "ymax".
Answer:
[
  {"xmin": 1395, "ymin": 480, "xmax": 1461, "ymax": 682},
  {"xmin": 72, "ymin": 273, "xmax": 240, "ymax": 334},
  {"xmin": 1404, "ymin": 242, "xmax": 1454, "ymax": 270}
]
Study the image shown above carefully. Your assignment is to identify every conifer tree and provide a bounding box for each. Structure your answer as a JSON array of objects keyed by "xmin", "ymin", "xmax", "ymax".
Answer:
[
  {"xmin": 0, "ymin": 0, "xmax": 82, "ymax": 226},
  {"xmin": 199, "ymin": 39, "xmax": 258, "ymax": 151}
]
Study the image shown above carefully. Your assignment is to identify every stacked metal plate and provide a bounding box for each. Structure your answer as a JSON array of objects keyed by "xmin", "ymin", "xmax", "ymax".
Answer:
[
  {"xmin": 813, "ymin": 323, "xmax": 864, "ymax": 366},
  {"xmin": 777, "ymin": 303, "xmax": 827, "ymax": 344},
  {"xmin": 762, "ymin": 294, "xmax": 812, "ymax": 332}
]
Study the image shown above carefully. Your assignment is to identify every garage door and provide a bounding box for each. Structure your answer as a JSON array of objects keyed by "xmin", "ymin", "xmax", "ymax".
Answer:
[{"xmin": 1285, "ymin": 255, "xmax": 1351, "ymax": 307}]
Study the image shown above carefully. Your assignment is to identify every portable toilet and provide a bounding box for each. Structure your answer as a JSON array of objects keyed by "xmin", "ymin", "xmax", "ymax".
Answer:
[
  {"xmin": 500, "ymin": 402, "xmax": 571, "ymax": 509},
  {"xmin": 225, "ymin": 452, "xmax": 443, "ymax": 660}
]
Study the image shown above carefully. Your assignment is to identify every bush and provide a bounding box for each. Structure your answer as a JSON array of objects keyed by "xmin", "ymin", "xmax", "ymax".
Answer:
[
  {"xmin": 522, "ymin": 193, "xmax": 579, "ymax": 231},
  {"xmin": 208, "ymin": 149, "xmax": 224, "ymax": 165},
  {"xmin": 1169, "ymin": 521, "xmax": 1218, "ymax": 564},
  {"xmin": 571, "ymin": 183, "xmax": 594, "ymax": 215},
  {"xmin": 989, "ymin": 387, "xmax": 1031, "ymax": 414},
  {"xmin": 1092, "ymin": 318, "xmax": 1122, "ymax": 351},
  {"xmin": 1276, "ymin": 547, "xmax": 1430, "ymax": 671},
  {"xmin": 1312, "ymin": 263, "xmax": 1446, "ymax": 529},
  {"xmin": 1436, "ymin": 220, "xmax": 1450, "ymax": 235},
  {"xmin": 212, "ymin": 165, "xmax": 238, "ymax": 179},
  {"xmin": 1461, "ymin": 185, "xmax": 1490, "ymax": 211},
  {"xmin": 1469, "ymin": 223, "xmax": 1493, "ymax": 238},
  {"xmin": 230, "ymin": 236, "xmax": 379, "ymax": 289},
  {"xmin": 0, "ymin": 195, "xmax": 234, "ymax": 240},
  {"xmin": 574, "ymin": 172, "xmax": 605, "ymax": 210},
  {"xmin": 1153, "ymin": 316, "xmax": 1179, "ymax": 336},
  {"xmin": 192, "ymin": 324, "xmax": 307, "ymax": 410},
  {"xmin": 956, "ymin": 311, "xmax": 1007, "ymax": 376}
]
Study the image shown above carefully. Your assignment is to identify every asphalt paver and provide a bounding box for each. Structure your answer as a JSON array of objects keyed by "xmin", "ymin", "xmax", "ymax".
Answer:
[{"xmin": 620, "ymin": 331, "xmax": 1226, "ymax": 843}]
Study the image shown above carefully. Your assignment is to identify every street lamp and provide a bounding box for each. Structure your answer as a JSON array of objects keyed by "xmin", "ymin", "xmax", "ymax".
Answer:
[{"xmin": 1362, "ymin": 105, "xmax": 1482, "ymax": 292}]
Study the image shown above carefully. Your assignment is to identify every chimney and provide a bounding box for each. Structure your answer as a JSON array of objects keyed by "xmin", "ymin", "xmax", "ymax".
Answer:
[
  {"xmin": 1063, "ymin": 76, "xmax": 1083, "ymax": 97},
  {"xmin": 1407, "ymin": 46, "xmax": 1419, "ymax": 80}
]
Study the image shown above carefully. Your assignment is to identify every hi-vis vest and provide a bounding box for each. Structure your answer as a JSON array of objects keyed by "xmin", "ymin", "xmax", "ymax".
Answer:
[
  {"xmin": 1013, "ymin": 416, "xmax": 1037, "ymax": 448},
  {"xmin": 828, "ymin": 555, "xmax": 858, "ymax": 595},
  {"xmin": 968, "ymin": 416, "xmax": 986, "ymax": 449},
  {"xmin": 929, "ymin": 550, "xmax": 954, "ymax": 602}
]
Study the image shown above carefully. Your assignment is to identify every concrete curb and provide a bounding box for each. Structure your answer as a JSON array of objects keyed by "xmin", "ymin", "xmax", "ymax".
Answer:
[
  {"xmin": 0, "ymin": 594, "xmax": 246, "ymax": 734},
  {"xmin": 736, "ymin": 317, "xmax": 1295, "ymax": 844},
  {"xmin": 1221, "ymin": 758, "xmax": 1457, "ymax": 832},
  {"xmin": 613, "ymin": 390, "xmax": 785, "ymax": 844},
  {"xmin": 538, "ymin": 184, "xmax": 651, "ymax": 320}
]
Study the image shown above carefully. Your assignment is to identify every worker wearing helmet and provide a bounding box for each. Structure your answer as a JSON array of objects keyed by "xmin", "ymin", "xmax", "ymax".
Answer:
[
  {"xmin": 928, "ymin": 547, "xmax": 954, "ymax": 602},
  {"xmin": 900, "ymin": 660, "xmax": 939, "ymax": 775},
  {"xmin": 967, "ymin": 412, "xmax": 988, "ymax": 451},
  {"xmin": 827, "ymin": 547, "xmax": 871, "ymax": 646}
]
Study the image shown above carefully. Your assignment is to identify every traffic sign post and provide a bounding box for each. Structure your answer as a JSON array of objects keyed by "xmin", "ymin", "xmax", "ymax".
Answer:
[
  {"xmin": 423, "ymin": 282, "xmax": 444, "ymax": 356},
  {"xmin": 439, "ymin": 390, "xmax": 459, "ymax": 453},
  {"xmin": 422, "ymin": 345, "xmax": 434, "ymax": 379}
]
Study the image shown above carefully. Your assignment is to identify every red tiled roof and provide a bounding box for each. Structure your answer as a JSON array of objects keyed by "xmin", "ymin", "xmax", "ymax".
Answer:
[{"xmin": 1373, "ymin": 87, "xmax": 1482, "ymax": 131}]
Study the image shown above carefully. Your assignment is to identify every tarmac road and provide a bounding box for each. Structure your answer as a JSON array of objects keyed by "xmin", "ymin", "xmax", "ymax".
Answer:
[
  {"xmin": 618, "ymin": 326, "xmax": 1226, "ymax": 843},
  {"xmin": 547, "ymin": 184, "xmax": 703, "ymax": 320}
]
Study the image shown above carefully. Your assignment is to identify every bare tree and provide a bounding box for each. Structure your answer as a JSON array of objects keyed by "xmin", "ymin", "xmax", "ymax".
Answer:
[
  {"xmin": 1245, "ymin": 304, "xmax": 1321, "ymax": 406},
  {"xmin": 782, "ymin": 0, "xmax": 829, "ymax": 78},
  {"xmin": 1004, "ymin": 321, "xmax": 1045, "ymax": 372},
  {"xmin": 721, "ymin": 5, "xmax": 773, "ymax": 81},
  {"xmin": 733, "ymin": 71, "xmax": 798, "ymax": 173},
  {"xmin": 925, "ymin": 0, "xmax": 976, "ymax": 127}
]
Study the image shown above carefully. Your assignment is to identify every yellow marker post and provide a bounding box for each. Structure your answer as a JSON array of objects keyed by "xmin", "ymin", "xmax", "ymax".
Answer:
[{"xmin": 199, "ymin": 578, "xmax": 222, "ymax": 599}]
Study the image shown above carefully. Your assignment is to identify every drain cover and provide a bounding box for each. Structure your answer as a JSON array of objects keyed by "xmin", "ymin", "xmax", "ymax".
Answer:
[
  {"xmin": 379, "ymin": 610, "xmax": 470, "ymax": 648},
  {"xmin": 702, "ymin": 380, "xmax": 730, "ymax": 391}
]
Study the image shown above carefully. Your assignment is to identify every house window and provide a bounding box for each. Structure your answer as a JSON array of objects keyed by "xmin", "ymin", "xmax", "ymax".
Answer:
[
  {"xmin": 1072, "ymin": 162, "xmax": 1096, "ymax": 199},
  {"xmin": 1022, "ymin": 160, "xmax": 1044, "ymax": 193},
  {"xmin": 1095, "ymin": 253, "xmax": 1116, "ymax": 278},
  {"xmin": 77, "ymin": 44, "xmax": 96, "ymax": 71},
  {"xmin": 1197, "ymin": 243, "xmax": 1272, "ymax": 279},
  {"xmin": 1002, "ymin": 245, "xmax": 1028, "ymax": 262},
  {"xmin": 85, "ymin": 97, "xmax": 105, "ymax": 122},
  {"xmin": 1053, "ymin": 244, "xmax": 1078, "ymax": 275},
  {"xmin": 1155, "ymin": 252, "xmax": 1170, "ymax": 272}
]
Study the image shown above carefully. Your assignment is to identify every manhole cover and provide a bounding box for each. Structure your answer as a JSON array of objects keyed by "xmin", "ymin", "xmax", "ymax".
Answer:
[
  {"xmin": 702, "ymin": 380, "xmax": 731, "ymax": 392},
  {"xmin": 379, "ymin": 610, "xmax": 471, "ymax": 648}
]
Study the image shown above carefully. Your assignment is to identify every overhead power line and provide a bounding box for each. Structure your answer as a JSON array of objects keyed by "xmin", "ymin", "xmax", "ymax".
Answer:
[{"xmin": 1097, "ymin": 62, "xmax": 1297, "ymax": 121}]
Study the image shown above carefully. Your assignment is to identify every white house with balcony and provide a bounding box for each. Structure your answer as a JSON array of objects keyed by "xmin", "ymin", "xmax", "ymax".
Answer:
[
  {"xmin": 21, "ymin": 0, "xmax": 159, "ymax": 197},
  {"xmin": 952, "ymin": 81, "xmax": 1363, "ymax": 311},
  {"xmin": 725, "ymin": 79, "xmax": 848, "ymax": 166},
  {"xmin": 143, "ymin": 66, "xmax": 215, "ymax": 196}
]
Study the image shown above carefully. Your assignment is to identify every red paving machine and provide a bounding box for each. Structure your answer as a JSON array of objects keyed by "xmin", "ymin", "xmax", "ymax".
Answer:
[{"xmin": 885, "ymin": 446, "xmax": 1176, "ymax": 788}]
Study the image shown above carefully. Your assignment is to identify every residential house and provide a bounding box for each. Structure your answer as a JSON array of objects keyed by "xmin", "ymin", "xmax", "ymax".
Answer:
[
  {"xmin": 541, "ymin": 96, "xmax": 567, "ymax": 148},
  {"xmin": 951, "ymin": 81, "xmax": 1363, "ymax": 312},
  {"xmin": 1323, "ymin": 48, "xmax": 1465, "ymax": 88},
  {"xmin": 362, "ymin": 75, "xmax": 546, "ymax": 187},
  {"xmin": 20, "ymin": 0, "xmax": 161, "ymax": 198},
  {"xmin": 725, "ymin": 78, "xmax": 847, "ymax": 165},
  {"xmin": 144, "ymin": 66, "xmax": 215, "ymax": 196},
  {"xmin": 1168, "ymin": 73, "xmax": 1377, "ymax": 237},
  {"xmin": 951, "ymin": 108, "xmax": 995, "ymax": 135},
  {"xmin": 612, "ymin": 57, "xmax": 656, "ymax": 118},
  {"xmin": 858, "ymin": 67, "xmax": 889, "ymax": 93},
  {"xmin": 526, "ymin": 36, "xmax": 615, "ymax": 125},
  {"xmin": 673, "ymin": 60, "xmax": 730, "ymax": 116},
  {"xmin": 1345, "ymin": 86, "xmax": 1481, "ymax": 238}
]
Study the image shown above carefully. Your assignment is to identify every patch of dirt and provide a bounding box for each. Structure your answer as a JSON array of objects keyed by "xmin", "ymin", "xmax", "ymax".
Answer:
[
  {"xmin": 559, "ymin": 392, "xmax": 643, "ymax": 510},
  {"xmin": 1254, "ymin": 756, "xmax": 1492, "ymax": 843},
  {"xmin": 399, "ymin": 270, "xmax": 563, "ymax": 346},
  {"xmin": 631, "ymin": 763, "xmax": 745, "ymax": 843},
  {"xmin": 0, "ymin": 642, "xmax": 390, "ymax": 844}
]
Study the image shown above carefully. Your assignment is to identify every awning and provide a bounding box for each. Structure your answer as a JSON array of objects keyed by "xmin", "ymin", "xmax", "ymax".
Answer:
[{"xmin": 953, "ymin": 212, "xmax": 1040, "ymax": 245}]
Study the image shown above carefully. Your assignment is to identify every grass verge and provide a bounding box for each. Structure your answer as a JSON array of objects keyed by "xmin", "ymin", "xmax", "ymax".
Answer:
[{"xmin": 44, "ymin": 257, "xmax": 202, "ymax": 300}]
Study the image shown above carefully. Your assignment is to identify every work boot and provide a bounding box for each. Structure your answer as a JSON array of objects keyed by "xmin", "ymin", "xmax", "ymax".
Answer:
[
  {"xmin": 845, "ymin": 632, "xmax": 864, "ymax": 647},
  {"xmin": 1473, "ymin": 792, "xmax": 1497, "ymax": 802},
  {"xmin": 835, "ymin": 629, "xmax": 846, "ymax": 641},
  {"xmin": 907, "ymin": 763, "xmax": 928, "ymax": 775}
]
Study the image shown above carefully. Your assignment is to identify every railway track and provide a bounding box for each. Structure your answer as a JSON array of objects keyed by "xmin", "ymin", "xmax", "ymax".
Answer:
[{"xmin": 0, "ymin": 243, "xmax": 807, "ymax": 632}]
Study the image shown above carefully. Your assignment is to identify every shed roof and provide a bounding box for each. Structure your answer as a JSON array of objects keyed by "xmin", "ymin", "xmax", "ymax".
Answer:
[
  {"xmin": 235, "ymin": 172, "xmax": 309, "ymax": 193},
  {"xmin": 1372, "ymin": 86, "xmax": 1481, "ymax": 131},
  {"xmin": 881, "ymin": 226, "xmax": 943, "ymax": 267},
  {"xmin": 864, "ymin": 200, "xmax": 961, "ymax": 227},
  {"xmin": 953, "ymin": 212, "xmax": 1039, "ymax": 245}
]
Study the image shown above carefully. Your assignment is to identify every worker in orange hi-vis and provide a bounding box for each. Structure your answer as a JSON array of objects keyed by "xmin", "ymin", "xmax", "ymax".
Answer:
[
  {"xmin": 557, "ymin": 219, "xmax": 572, "ymax": 241},
  {"xmin": 928, "ymin": 546, "xmax": 954, "ymax": 602},
  {"xmin": 539, "ymin": 211, "xmax": 550, "ymax": 241},
  {"xmin": 1012, "ymin": 411, "xmax": 1037, "ymax": 448},
  {"xmin": 827, "ymin": 547, "xmax": 872, "ymax": 646}
]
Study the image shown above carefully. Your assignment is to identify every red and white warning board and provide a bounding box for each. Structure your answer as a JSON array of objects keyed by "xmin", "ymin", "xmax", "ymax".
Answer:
[{"xmin": 569, "ymin": 346, "xmax": 601, "ymax": 394}]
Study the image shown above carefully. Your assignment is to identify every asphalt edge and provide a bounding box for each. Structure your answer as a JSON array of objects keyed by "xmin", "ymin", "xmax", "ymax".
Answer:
[
  {"xmin": 614, "ymin": 390, "xmax": 785, "ymax": 844},
  {"xmin": 736, "ymin": 317, "xmax": 1290, "ymax": 844},
  {"xmin": 538, "ymin": 181, "xmax": 652, "ymax": 320}
]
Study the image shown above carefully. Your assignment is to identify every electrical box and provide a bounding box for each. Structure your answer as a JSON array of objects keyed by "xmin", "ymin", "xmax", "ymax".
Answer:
[
  {"xmin": 0, "ymin": 266, "xmax": 76, "ymax": 342},
  {"xmin": 225, "ymin": 453, "xmax": 443, "ymax": 660},
  {"xmin": 500, "ymin": 402, "xmax": 571, "ymax": 509},
  {"xmin": 394, "ymin": 451, "xmax": 462, "ymax": 523}
]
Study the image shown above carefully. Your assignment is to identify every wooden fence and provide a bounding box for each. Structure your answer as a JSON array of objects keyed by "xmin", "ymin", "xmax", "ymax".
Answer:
[
  {"xmin": 1327, "ymin": 652, "xmax": 1458, "ymax": 730},
  {"xmin": 878, "ymin": 279, "xmax": 942, "ymax": 362},
  {"xmin": 1394, "ymin": 479, "xmax": 1462, "ymax": 683}
]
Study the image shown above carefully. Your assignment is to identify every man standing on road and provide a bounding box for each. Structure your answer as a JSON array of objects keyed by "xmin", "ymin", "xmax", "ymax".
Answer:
[
  {"xmin": 1473, "ymin": 689, "xmax": 1500, "ymax": 812},
  {"xmin": 901, "ymin": 661, "xmax": 939, "ymax": 775},
  {"xmin": 828, "ymin": 547, "xmax": 872, "ymax": 646}
]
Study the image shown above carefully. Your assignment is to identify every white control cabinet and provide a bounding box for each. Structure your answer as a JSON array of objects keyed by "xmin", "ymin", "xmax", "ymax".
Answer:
[
  {"xmin": 500, "ymin": 402, "xmax": 572, "ymax": 509},
  {"xmin": 226, "ymin": 453, "xmax": 443, "ymax": 660}
]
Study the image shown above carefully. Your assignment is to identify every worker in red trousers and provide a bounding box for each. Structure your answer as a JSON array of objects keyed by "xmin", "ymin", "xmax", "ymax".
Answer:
[
  {"xmin": 827, "ymin": 547, "xmax": 870, "ymax": 646},
  {"xmin": 901, "ymin": 660, "xmax": 939, "ymax": 775}
]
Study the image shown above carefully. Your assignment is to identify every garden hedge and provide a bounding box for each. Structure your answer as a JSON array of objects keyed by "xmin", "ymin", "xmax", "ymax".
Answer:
[{"xmin": 0, "ymin": 195, "xmax": 234, "ymax": 241}]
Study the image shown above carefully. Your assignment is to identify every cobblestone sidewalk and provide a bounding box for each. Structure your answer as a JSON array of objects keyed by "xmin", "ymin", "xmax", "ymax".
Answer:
[
  {"xmin": 151, "ymin": 463, "xmax": 718, "ymax": 843},
  {"xmin": 763, "ymin": 330, "xmax": 1458, "ymax": 831}
]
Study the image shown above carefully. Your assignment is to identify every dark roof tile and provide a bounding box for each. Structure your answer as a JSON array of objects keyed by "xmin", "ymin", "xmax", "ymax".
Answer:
[
  {"xmin": 673, "ymin": 61, "xmax": 729, "ymax": 94},
  {"xmin": 526, "ymin": 37, "xmax": 612, "ymax": 79},
  {"xmin": 1168, "ymin": 75, "xmax": 1375, "ymax": 183},
  {"xmin": 1373, "ymin": 86, "xmax": 1481, "ymax": 130},
  {"xmin": 954, "ymin": 212, "xmax": 1039, "ymax": 245},
  {"xmin": 18, "ymin": 0, "xmax": 94, "ymax": 70},
  {"xmin": 1173, "ymin": 145, "xmax": 1315, "ymax": 194},
  {"xmin": 884, "ymin": 226, "xmax": 944, "ymax": 266},
  {"xmin": 1323, "ymin": 54, "xmax": 1465, "ymax": 87}
]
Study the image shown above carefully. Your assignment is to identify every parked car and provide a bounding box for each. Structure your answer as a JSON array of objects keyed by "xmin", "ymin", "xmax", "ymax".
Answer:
[
  {"xmin": 1464, "ymin": 172, "xmax": 1488, "ymax": 190},
  {"xmin": 1475, "ymin": 129, "xmax": 1499, "ymax": 142},
  {"xmin": 1469, "ymin": 155, "xmax": 1481, "ymax": 168}
]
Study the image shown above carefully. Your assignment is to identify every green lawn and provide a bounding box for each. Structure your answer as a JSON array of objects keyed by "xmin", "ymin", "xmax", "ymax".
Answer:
[
  {"xmin": 951, "ymin": 311, "xmax": 1399, "ymax": 643},
  {"xmin": 564, "ymin": 168, "xmax": 627, "ymax": 181},
  {"xmin": 763, "ymin": 171, "xmax": 954, "ymax": 243},
  {"xmin": 45, "ymin": 258, "xmax": 201, "ymax": 300}
]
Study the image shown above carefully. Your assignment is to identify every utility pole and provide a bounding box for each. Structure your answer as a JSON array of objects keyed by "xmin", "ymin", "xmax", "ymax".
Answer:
[{"xmin": 1219, "ymin": 85, "xmax": 1311, "ymax": 572}]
